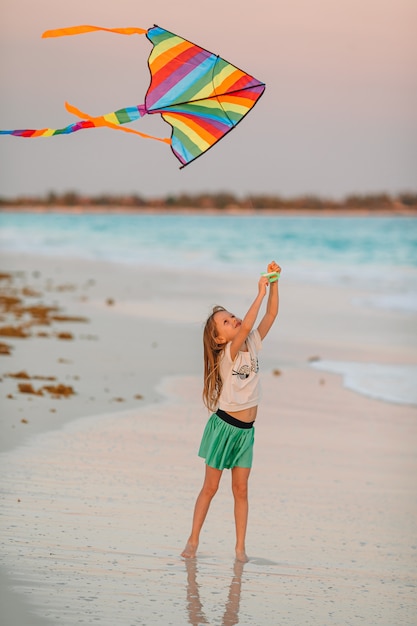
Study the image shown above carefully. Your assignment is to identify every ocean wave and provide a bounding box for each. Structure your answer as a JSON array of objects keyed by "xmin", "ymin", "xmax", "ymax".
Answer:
[
  {"xmin": 310, "ymin": 360, "xmax": 417, "ymax": 406},
  {"xmin": 1, "ymin": 213, "xmax": 416, "ymax": 311}
]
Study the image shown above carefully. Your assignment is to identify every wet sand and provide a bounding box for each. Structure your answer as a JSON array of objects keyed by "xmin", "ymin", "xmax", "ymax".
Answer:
[{"xmin": 0, "ymin": 252, "xmax": 416, "ymax": 625}]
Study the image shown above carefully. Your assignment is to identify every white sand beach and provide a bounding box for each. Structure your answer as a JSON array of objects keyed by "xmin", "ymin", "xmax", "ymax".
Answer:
[{"xmin": 0, "ymin": 251, "xmax": 416, "ymax": 625}]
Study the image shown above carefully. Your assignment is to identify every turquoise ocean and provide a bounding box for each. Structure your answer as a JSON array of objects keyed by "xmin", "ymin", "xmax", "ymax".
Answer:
[
  {"xmin": 1, "ymin": 212, "xmax": 416, "ymax": 282},
  {"xmin": 1, "ymin": 212, "xmax": 416, "ymax": 404}
]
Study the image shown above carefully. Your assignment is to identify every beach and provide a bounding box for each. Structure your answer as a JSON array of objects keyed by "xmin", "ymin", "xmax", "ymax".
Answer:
[{"xmin": 1, "ymin": 236, "xmax": 416, "ymax": 624}]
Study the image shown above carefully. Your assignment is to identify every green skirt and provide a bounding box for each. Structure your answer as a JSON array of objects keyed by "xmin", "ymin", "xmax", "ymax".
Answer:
[{"xmin": 198, "ymin": 413, "xmax": 254, "ymax": 470}]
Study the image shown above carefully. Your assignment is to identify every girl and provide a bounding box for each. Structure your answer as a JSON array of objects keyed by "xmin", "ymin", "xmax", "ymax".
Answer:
[{"xmin": 181, "ymin": 261, "xmax": 281, "ymax": 562}]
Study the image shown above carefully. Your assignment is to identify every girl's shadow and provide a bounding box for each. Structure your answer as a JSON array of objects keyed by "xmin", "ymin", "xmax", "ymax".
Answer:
[{"xmin": 185, "ymin": 558, "xmax": 244, "ymax": 626}]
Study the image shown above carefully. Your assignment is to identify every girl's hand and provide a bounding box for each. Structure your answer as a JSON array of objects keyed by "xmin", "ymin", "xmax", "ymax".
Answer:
[
  {"xmin": 258, "ymin": 275, "xmax": 269, "ymax": 296},
  {"xmin": 267, "ymin": 261, "xmax": 281, "ymax": 275}
]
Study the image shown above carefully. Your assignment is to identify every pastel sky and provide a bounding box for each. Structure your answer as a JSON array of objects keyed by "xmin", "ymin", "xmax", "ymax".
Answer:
[{"xmin": 0, "ymin": 0, "xmax": 416, "ymax": 199}]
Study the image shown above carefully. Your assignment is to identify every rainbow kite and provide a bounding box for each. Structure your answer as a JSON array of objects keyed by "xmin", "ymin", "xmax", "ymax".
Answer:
[{"xmin": 0, "ymin": 25, "xmax": 266, "ymax": 168}]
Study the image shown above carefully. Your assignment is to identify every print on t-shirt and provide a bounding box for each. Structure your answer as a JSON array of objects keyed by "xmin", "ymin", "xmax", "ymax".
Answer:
[{"xmin": 232, "ymin": 356, "xmax": 259, "ymax": 380}]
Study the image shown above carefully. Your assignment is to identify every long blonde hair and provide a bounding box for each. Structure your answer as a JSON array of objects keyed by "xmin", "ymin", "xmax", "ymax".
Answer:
[{"xmin": 202, "ymin": 305, "xmax": 226, "ymax": 412}]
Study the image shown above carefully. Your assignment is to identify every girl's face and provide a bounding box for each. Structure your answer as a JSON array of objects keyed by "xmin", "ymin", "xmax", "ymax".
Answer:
[{"xmin": 213, "ymin": 310, "xmax": 242, "ymax": 344}]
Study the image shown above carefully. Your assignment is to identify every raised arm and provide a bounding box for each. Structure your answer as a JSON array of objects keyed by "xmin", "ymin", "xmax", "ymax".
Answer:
[
  {"xmin": 257, "ymin": 261, "xmax": 281, "ymax": 340},
  {"xmin": 228, "ymin": 276, "xmax": 269, "ymax": 360}
]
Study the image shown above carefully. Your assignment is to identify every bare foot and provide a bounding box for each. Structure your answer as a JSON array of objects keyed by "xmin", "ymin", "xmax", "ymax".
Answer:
[
  {"xmin": 235, "ymin": 549, "xmax": 249, "ymax": 563},
  {"xmin": 181, "ymin": 539, "xmax": 198, "ymax": 558}
]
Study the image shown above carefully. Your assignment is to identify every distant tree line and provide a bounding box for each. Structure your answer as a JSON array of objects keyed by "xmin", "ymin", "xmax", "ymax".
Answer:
[{"xmin": 0, "ymin": 191, "xmax": 416, "ymax": 211}]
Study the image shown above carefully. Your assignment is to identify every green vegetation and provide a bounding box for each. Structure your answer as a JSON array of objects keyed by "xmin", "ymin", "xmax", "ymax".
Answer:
[{"xmin": 0, "ymin": 191, "xmax": 416, "ymax": 211}]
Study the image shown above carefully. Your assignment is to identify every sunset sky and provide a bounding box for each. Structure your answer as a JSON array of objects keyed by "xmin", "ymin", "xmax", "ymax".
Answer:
[{"xmin": 0, "ymin": 0, "xmax": 416, "ymax": 199}]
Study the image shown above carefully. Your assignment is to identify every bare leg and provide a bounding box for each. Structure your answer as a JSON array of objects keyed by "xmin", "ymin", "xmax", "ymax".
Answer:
[
  {"xmin": 181, "ymin": 465, "xmax": 223, "ymax": 558},
  {"xmin": 231, "ymin": 466, "xmax": 251, "ymax": 562}
]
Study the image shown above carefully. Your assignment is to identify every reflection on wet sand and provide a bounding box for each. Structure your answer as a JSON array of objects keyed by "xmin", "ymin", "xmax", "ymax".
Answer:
[{"xmin": 185, "ymin": 559, "xmax": 244, "ymax": 626}]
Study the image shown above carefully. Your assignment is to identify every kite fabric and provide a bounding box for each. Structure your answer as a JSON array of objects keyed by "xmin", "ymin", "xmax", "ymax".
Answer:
[{"xmin": 0, "ymin": 24, "xmax": 266, "ymax": 168}]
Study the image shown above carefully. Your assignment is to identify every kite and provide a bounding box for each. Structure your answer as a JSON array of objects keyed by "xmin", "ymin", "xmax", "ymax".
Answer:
[{"xmin": 0, "ymin": 24, "xmax": 266, "ymax": 167}]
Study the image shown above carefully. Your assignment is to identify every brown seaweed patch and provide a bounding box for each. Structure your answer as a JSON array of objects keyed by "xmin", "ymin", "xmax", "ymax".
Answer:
[
  {"xmin": 0, "ymin": 295, "xmax": 23, "ymax": 312},
  {"xmin": 33, "ymin": 375, "xmax": 57, "ymax": 381},
  {"xmin": 0, "ymin": 273, "xmax": 12, "ymax": 281},
  {"xmin": 0, "ymin": 325, "xmax": 30, "ymax": 338},
  {"xmin": 8, "ymin": 372, "xmax": 57, "ymax": 381},
  {"xmin": 0, "ymin": 342, "xmax": 13, "ymax": 355},
  {"xmin": 51, "ymin": 315, "xmax": 89, "ymax": 323},
  {"xmin": 6, "ymin": 371, "xmax": 31, "ymax": 379},
  {"xmin": 21, "ymin": 418, "xmax": 29, "ymax": 424},
  {"xmin": 56, "ymin": 332, "xmax": 74, "ymax": 340},
  {"xmin": 0, "ymin": 295, "xmax": 62, "ymax": 330},
  {"xmin": 23, "ymin": 305, "xmax": 60, "ymax": 324},
  {"xmin": 22, "ymin": 287, "xmax": 42, "ymax": 297},
  {"xmin": 18, "ymin": 383, "xmax": 43, "ymax": 396},
  {"xmin": 0, "ymin": 280, "xmax": 90, "ymax": 342},
  {"xmin": 272, "ymin": 369, "xmax": 282, "ymax": 376},
  {"xmin": 134, "ymin": 394, "xmax": 144, "ymax": 400},
  {"xmin": 42, "ymin": 384, "xmax": 75, "ymax": 398}
]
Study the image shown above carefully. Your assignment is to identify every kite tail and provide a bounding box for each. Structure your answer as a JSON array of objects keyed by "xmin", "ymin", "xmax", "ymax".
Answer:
[
  {"xmin": 0, "ymin": 120, "xmax": 96, "ymax": 138},
  {"xmin": 65, "ymin": 102, "xmax": 171, "ymax": 144},
  {"xmin": 0, "ymin": 103, "xmax": 171, "ymax": 145},
  {"xmin": 42, "ymin": 25, "xmax": 148, "ymax": 38}
]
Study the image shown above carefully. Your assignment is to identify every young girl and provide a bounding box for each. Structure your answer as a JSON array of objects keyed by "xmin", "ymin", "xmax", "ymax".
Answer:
[{"xmin": 181, "ymin": 261, "xmax": 281, "ymax": 562}]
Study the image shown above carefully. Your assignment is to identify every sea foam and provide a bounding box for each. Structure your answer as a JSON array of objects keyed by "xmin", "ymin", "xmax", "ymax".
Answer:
[{"xmin": 310, "ymin": 360, "xmax": 417, "ymax": 406}]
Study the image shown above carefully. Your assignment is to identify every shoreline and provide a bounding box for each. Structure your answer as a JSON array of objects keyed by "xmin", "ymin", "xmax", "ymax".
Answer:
[{"xmin": 1, "ymin": 206, "xmax": 417, "ymax": 216}]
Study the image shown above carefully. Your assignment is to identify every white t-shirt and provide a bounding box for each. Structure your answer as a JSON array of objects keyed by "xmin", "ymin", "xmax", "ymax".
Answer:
[{"xmin": 218, "ymin": 329, "xmax": 262, "ymax": 412}]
